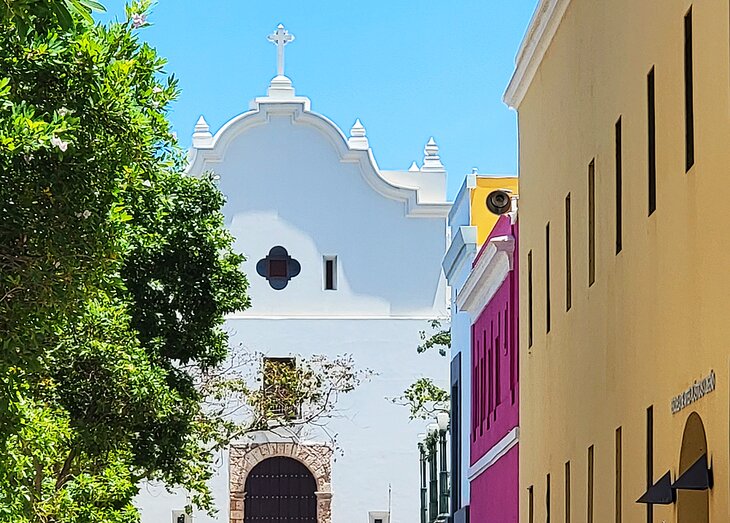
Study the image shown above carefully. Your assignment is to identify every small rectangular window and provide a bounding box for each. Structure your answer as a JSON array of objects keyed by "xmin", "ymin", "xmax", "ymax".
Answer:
[
  {"xmin": 615, "ymin": 427, "xmax": 622, "ymax": 523},
  {"xmin": 615, "ymin": 117, "xmax": 622, "ymax": 254},
  {"xmin": 648, "ymin": 68, "xmax": 657, "ymax": 215},
  {"xmin": 269, "ymin": 259, "xmax": 288, "ymax": 278},
  {"xmin": 546, "ymin": 222, "xmax": 551, "ymax": 333},
  {"xmin": 685, "ymin": 7, "xmax": 695, "ymax": 171},
  {"xmin": 646, "ymin": 406, "xmax": 654, "ymax": 523},
  {"xmin": 587, "ymin": 445, "xmax": 594, "ymax": 523},
  {"xmin": 528, "ymin": 251, "xmax": 534, "ymax": 347},
  {"xmin": 323, "ymin": 256, "xmax": 337, "ymax": 290},
  {"xmin": 565, "ymin": 461, "xmax": 571, "ymax": 523},
  {"xmin": 565, "ymin": 194, "xmax": 572, "ymax": 311},
  {"xmin": 588, "ymin": 160, "xmax": 596, "ymax": 286},
  {"xmin": 528, "ymin": 485, "xmax": 534, "ymax": 523}
]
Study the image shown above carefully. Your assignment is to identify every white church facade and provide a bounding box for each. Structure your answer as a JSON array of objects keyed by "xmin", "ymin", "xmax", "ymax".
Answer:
[{"xmin": 136, "ymin": 26, "xmax": 451, "ymax": 523}]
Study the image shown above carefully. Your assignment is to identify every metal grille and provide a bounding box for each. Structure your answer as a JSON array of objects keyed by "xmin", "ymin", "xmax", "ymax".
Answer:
[{"xmin": 244, "ymin": 457, "xmax": 317, "ymax": 522}]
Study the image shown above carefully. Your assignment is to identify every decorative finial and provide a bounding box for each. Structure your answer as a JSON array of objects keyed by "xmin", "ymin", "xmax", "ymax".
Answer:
[
  {"xmin": 409, "ymin": 161, "xmax": 420, "ymax": 172},
  {"xmin": 192, "ymin": 115, "xmax": 213, "ymax": 148},
  {"xmin": 267, "ymin": 24, "xmax": 295, "ymax": 77},
  {"xmin": 348, "ymin": 119, "xmax": 369, "ymax": 150},
  {"xmin": 421, "ymin": 137, "xmax": 445, "ymax": 173},
  {"xmin": 471, "ymin": 167, "xmax": 478, "ymax": 174}
]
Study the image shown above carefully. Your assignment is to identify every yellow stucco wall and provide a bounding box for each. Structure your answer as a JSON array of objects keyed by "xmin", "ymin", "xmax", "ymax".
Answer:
[
  {"xmin": 515, "ymin": 0, "xmax": 730, "ymax": 522},
  {"xmin": 471, "ymin": 177, "xmax": 519, "ymax": 244}
]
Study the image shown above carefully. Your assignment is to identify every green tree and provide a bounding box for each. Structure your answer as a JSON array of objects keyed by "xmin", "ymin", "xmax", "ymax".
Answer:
[{"xmin": 390, "ymin": 320, "xmax": 450, "ymax": 420}]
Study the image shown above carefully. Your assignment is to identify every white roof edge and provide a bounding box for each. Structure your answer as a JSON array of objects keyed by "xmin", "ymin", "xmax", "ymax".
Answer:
[{"xmin": 503, "ymin": 0, "xmax": 572, "ymax": 109}]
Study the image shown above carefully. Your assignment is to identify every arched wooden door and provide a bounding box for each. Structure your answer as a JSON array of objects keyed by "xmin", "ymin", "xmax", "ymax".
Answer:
[
  {"xmin": 244, "ymin": 456, "xmax": 317, "ymax": 523},
  {"xmin": 677, "ymin": 412, "xmax": 709, "ymax": 523}
]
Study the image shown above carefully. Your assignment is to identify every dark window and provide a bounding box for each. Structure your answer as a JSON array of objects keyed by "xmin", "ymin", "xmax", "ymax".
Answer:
[
  {"xmin": 565, "ymin": 194, "xmax": 572, "ymax": 311},
  {"xmin": 450, "ymin": 354, "xmax": 462, "ymax": 512},
  {"xmin": 685, "ymin": 7, "xmax": 695, "ymax": 171},
  {"xmin": 616, "ymin": 427, "xmax": 623, "ymax": 523},
  {"xmin": 588, "ymin": 445, "xmax": 594, "ymax": 523},
  {"xmin": 565, "ymin": 461, "xmax": 571, "ymax": 523},
  {"xmin": 256, "ymin": 246, "xmax": 301, "ymax": 290},
  {"xmin": 646, "ymin": 406, "xmax": 654, "ymax": 523},
  {"xmin": 324, "ymin": 256, "xmax": 337, "ymax": 290},
  {"xmin": 546, "ymin": 222, "xmax": 551, "ymax": 333},
  {"xmin": 528, "ymin": 251, "xmax": 534, "ymax": 347},
  {"xmin": 546, "ymin": 473, "xmax": 551, "ymax": 523},
  {"xmin": 588, "ymin": 161, "xmax": 596, "ymax": 287},
  {"xmin": 262, "ymin": 357, "xmax": 299, "ymax": 419},
  {"xmin": 615, "ymin": 117, "xmax": 623, "ymax": 254},
  {"xmin": 269, "ymin": 259, "xmax": 288, "ymax": 278},
  {"xmin": 648, "ymin": 67, "xmax": 657, "ymax": 215},
  {"xmin": 528, "ymin": 485, "xmax": 534, "ymax": 523},
  {"xmin": 375, "ymin": 519, "xmax": 383, "ymax": 523}
]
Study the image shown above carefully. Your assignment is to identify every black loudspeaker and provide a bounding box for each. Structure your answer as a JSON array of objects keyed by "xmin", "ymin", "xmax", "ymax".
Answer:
[{"xmin": 486, "ymin": 190, "xmax": 512, "ymax": 215}]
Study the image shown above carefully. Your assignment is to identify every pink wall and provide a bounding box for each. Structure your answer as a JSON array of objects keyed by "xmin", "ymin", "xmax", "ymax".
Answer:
[
  {"xmin": 469, "ymin": 445, "xmax": 519, "ymax": 523},
  {"xmin": 469, "ymin": 215, "xmax": 519, "ymax": 521}
]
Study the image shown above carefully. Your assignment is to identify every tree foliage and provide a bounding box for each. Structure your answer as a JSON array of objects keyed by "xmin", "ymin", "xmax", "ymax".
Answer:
[
  {"xmin": 390, "ymin": 319, "xmax": 450, "ymax": 420},
  {"xmin": 0, "ymin": 2, "xmax": 364, "ymax": 521}
]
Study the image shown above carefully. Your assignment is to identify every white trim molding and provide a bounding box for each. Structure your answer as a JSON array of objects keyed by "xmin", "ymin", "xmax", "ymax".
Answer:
[
  {"xmin": 467, "ymin": 426, "xmax": 519, "ymax": 481},
  {"xmin": 456, "ymin": 235, "xmax": 515, "ymax": 321},
  {"xmin": 503, "ymin": 0, "xmax": 572, "ymax": 109}
]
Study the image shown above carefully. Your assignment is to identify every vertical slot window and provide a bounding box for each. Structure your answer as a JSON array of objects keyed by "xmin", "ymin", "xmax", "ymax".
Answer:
[
  {"xmin": 565, "ymin": 194, "xmax": 572, "ymax": 311},
  {"xmin": 685, "ymin": 7, "xmax": 695, "ymax": 171},
  {"xmin": 588, "ymin": 160, "xmax": 596, "ymax": 286},
  {"xmin": 565, "ymin": 461, "xmax": 571, "ymax": 523},
  {"xmin": 528, "ymin": 485, "xmax": 534, "ymax": 523},
  {"xmin": 587, "ymin": 445, "xmax": 594, "ymax": 523},
  {"xmin": 528, "ymin": 251, "xmax": 534, "ymax": 347},
  {"xmin": 616, "ymin": 427, "xmax": 622, "ymax": 523},
  {"xmin": 546, "ymin": 473, "xmax": 551, "ymax": 523},
  {"xmin": 648, "ymin": 68, "xmax": 657, "ymax": 215},
  {"xmin": 646, "ymin": 406, "xmax": 654, "ymax": 523},
  {"xmin": 546, "ymin": 222, "xmax": 551, "ymax": 333},
  {"xmin": 615, "ymin": 117, "xmax": 622, "ymax": 254},
  {"xmin": 324, "ymin": 256, "xmax": 337, "ymax": 290}
]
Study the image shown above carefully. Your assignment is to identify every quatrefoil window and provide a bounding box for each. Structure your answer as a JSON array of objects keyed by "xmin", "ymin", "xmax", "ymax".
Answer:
[{"xmin": 256, "ymin": 246, "xmax": 301, "ymax": 290}]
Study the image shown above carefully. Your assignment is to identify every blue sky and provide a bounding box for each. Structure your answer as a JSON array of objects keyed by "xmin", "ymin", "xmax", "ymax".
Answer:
[{"xmin": 99, "ymin": 1, "xmax": 537, "ymax": 199}]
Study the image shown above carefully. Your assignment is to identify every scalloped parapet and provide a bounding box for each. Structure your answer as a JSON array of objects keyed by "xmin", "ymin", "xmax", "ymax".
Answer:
[{"xmin": 187, "ymin": 80, "xmax": 449, "ymax": 218}]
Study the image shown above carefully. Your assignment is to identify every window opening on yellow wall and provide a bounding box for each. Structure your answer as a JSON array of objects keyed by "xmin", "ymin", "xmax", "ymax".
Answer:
[
  {"xmin": 565, "ymin": 194, "xmax": 572, "ymax": 311},
  {"xmin": 587, "ymin": 445, "xmax": 594, "ymax": 523},
  {"xmin": 528, "ymin": 250, "xmax": 533, "ymax": 347},
  {"xmin": 545, "ymin": 222, "xmax": 551, "ymax": 333},
  {"xmin": 528, "ymin": 485, "xmax": 534, "ymax": 523},
  {"xmin": 546, "ymin": 473, "xmax": 551, "ymax": 523},
  {"xmin": 615, "ymin": 426, "xmax": 622, "ymax": 523},
  {"xmin": 648, "ymin": 67, "xmax": 657, "ymax": 215},
  {"xmin": 684, "ymin": 7, "xmax": 695, "ymax": 171},
  {"xmin": 646, "ymin": 406, "xmax": 653, "ymax": 523},
  {"xmin": 588, "ymin": 160, "xmax": 596, "ymax": 286},
  {"xmin": 615, "ymin": 117, "xmax": 623, "ymax": 254},
  {"xmin": 565, "ymin": 461, "xmax": 571, "ymax": 523}
]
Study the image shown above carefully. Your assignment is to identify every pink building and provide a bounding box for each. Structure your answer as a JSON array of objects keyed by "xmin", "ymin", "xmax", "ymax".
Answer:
[{"xmin": 456, "ymin": 213, "xmax": 519, "ymax": 523}]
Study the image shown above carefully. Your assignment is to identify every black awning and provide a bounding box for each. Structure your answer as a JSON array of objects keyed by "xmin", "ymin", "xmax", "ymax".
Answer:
[
  {"xmin": 636, "ymin": 471, "xmax": 675, "ymax": 504},
  {"xmin": 672, "ymin": 453, "xmax": 712, "ymax": 491}
]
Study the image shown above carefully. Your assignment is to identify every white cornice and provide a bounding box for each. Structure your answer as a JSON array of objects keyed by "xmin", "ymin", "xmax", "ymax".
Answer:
[
  {"xmin": 468, "ymin": 426, "xmax": 519, "ymax": 480},
  {"xmin": 442, "ymin": 226, "xmax": 478, "ymax": 282},
  {"xmin": 503, "ymin": 0, "xmax": 572, "ymax": 109},
  {"xmin": 456, "ymin": 235, "xmax": 515, "ymax": 321}
]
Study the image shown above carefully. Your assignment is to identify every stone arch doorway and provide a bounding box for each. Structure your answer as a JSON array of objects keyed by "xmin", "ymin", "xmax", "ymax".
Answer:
[
  {"xmin": 229, "ymin": 442, "xmax": 333, "ymax": 523},
  {"xmin": 676, "ymin": 412, "xmax": 709, "ymax": 523},
  {"xmin": 244, "ymin": 456, "xmax": 317, "ymax": 522}
]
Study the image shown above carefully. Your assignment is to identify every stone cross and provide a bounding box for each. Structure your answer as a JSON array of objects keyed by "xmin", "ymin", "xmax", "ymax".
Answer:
[{"xmin": 267, "ymin": 24, "xmax": 295, "ymax": 76}]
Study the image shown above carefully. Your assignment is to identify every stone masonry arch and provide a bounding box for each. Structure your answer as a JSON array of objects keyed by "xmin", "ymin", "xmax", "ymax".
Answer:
[{"xmin": 229, "ymin": 442, "xmax": 333, "ymax": 523}]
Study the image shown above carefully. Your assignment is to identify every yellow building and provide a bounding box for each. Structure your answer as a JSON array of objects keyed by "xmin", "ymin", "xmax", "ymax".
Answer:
[{"xmin": 504, "ymin": 0, "xmax": 729, "ymax": 522}]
